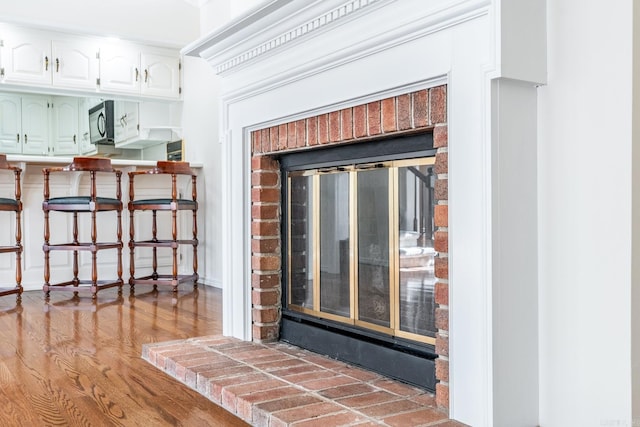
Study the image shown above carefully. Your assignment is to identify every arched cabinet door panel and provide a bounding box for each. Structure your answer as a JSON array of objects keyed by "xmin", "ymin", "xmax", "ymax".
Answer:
[
  {"xmin": 0, "ymin": 95, "xmax": 22, "ymax": 154},
  {"xmin": 141, "ymin": 52, "xmax": 180, "ymax": 99}
]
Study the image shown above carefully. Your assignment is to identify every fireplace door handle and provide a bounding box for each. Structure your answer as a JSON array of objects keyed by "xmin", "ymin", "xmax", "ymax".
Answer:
[
  {"xmin": 355, "ymin": 163, "xmax": 384, "ymax": 170},
  {"xmin": 317, "ymin": 166, "xmax": 347, "ymax": 174}
]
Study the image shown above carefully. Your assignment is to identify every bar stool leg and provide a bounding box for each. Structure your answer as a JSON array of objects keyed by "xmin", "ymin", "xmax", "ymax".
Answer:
[
  {"xmin": 129, "ymin": 207, "xmax": 135, "ymax": 295},
  {"xmin": 43, "ymin": 209, "xmax": 50, "ymax": 300},
  {"xmin": 90, "ymin": 204, "xmax": 97, "ymax": 299},
  {"xmin": 117, "ymin": 208, "xmax": 123, "ymax": 296},
  {"xmin": 152, "ymin": 209, "xmax": 158, "ymax": 290},
  {"xmin": 73, "ymin": 212, "xmax": 80, "ymax": 297},
  {"xmin": 171, "ymin": 208, "xmax": 178, "ymax": 292},
  {"xmin": 192, "ymin": 208, "xmax": 198, "ymax": 288},
  {"xmin": 16, "ymin": 200, "xmax": 23, "ymax": 303}
]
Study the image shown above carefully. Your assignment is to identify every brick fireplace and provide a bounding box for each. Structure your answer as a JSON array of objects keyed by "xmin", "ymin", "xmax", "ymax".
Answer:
[
  {"xmin": 186, "ymin": 0, "xmax": 545, "ymax": 423},
  {"xmin": 249, "ymin": 84, "xmax": 450, "ymax": 408}
]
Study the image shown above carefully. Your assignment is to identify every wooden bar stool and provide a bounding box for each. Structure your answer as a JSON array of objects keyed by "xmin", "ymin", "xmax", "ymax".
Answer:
[
  {"xmin": 128, "ymin": 161, "xmax": 198, "ymax": 293},
  {"xmin": 0, "ymin": 155, "xmax": 23, "ymax": 303},
  {"xmin": 42, "ymin": 157, "xmax": 123, "ymax": 299}
]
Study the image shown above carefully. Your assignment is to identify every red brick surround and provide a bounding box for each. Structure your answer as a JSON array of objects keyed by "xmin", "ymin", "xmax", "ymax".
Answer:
[{"xmin": 250, "ymin": 85, "xmax": 449, "ymax": 409}]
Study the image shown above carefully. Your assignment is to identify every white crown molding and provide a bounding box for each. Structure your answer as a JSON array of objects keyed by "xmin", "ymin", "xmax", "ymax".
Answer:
[
  {"xmin": 183, "ymin": 0, "xmax": 390, "ymax": 73},
  {"xmin": 184, "ymin": 0, "xmax": 495, "ymax": 80},
  {"xmin": 215, "ymin": 0, "xmax": 384, "ymax": 74},
  {"xmin": 218, "ymin": 0, "xmax": 490, "ymax": 103}
]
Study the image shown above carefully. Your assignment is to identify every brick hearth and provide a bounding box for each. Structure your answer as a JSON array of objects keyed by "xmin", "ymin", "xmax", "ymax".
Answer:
[{"xmin": 143, "ymin": 335, "xmax": 467, "ymax": 426}]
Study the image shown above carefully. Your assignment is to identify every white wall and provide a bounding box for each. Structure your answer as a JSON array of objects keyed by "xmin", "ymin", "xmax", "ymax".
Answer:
[
  {"xmin": 538, "ymin": 1, "xmax": 634, "ymax": 425},
  {"xmin": 181, "ymin": 0, "xmax": 261, "ymax": 288},
  {"xmin": 200, "ymin": 0, "xmax": 262, "ymax": 34},
  {"xmin": 633, "ymin": 3, "xmax": 640, "ymax": 422},
  {"xmin": 181, "ymin": 55, "xmax": 222, "ymax": 287},
  {"xmin": 0, "ymin": 0, "xmax": 199, "ymax": 46}
]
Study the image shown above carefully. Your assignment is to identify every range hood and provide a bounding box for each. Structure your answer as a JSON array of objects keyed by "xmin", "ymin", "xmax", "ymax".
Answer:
[{"xmin": 115, "ymin": 126, "xmax": 182, "ymax": 150}]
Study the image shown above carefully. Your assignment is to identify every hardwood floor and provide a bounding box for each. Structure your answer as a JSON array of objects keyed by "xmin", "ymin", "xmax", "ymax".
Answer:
[{"xmin": 0, "ymin": 284, "xmax": 249, "ymax": 426}]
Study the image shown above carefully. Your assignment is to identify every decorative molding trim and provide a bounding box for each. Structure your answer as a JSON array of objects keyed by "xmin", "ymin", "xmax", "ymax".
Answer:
[
  {"xmin": 245, "ymin": 76, "xmax": 448, "ymax": 133},
  {"xmin": 220, "ymin": 0, "xmax": 489, "ymax": 103},
  {"xmin": 215, "ymin": 0, "xmax": 383, "ymax": 74}
]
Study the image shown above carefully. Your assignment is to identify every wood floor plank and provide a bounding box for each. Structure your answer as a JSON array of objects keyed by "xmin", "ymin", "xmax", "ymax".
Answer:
[{"xmin": 0, "ymin": 285, "xmax": 248, "ymax": 426}]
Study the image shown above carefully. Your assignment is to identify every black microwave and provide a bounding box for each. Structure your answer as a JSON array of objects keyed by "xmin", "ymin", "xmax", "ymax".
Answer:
[{"xmin": 88, "ymin": 100, "xmax": 115, "ymax": 145}]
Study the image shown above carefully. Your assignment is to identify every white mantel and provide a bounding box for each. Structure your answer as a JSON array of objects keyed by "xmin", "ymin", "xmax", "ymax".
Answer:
[{"xmin": 184, "ymin": 1, "xmax": 545, "ymax": 426}]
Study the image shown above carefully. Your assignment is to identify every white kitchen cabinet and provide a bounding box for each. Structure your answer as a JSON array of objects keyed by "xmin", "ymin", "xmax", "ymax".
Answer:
[
  {"xmin": 0, "ymin": 93, "xmax": 80, "ymax": 155},
  {"xmin": 0, "ymin": 94, "xmax": 22, "ymax": 154},
  {"xmin": 51, "ymin": 97, "xmax": 79, "ymax": 155},
  {"xmin": 0, "ymin": 28, "xmax": 98, "ymax": 90},
  {"xmin": 114, "ymin": 100, "xmax": 139, "ymax": 143},
  {"xmin": 51, "ymin": 39, "xmax": 99, "ymax": 90},
  {"xmin": 0, "ymin": 31, "xmax": 50, "ymax": 85},
  {"xmin": 77, "ymin": 98, "xmax": 96, "ymax": 155},
  {"xmin": 100, "ymin": 45, "xmax": 180, "ymax": 99},
  {"xmin": 140, "ymin": 52, "xmax": 180, "ymax": 98},
  {"xmin": 99, "ymin": 44, "xmax": 140, "ymax": 94},
  {"xmin": 21, "ymin": 95, "xmax": 49, "ymax": 155}
]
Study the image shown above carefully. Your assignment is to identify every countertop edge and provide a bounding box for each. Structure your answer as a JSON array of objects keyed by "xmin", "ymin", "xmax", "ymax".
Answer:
[{"xmin": 5, "ymin": 155, "xmax": 203, "ymax": 168}]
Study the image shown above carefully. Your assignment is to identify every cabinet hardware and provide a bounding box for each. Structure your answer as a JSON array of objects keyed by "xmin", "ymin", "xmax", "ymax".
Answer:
[
  {"xmin": 0, "ymin": 40, "xmax": 3, "ymax": 47},
  {"xmin": 96, "ymin": 51, "xmax": 100, "ymax": 59},
  {"xmin": 24, "ymin": 134, "xmax": 27, "ymax": 144},
  {"xmin": 135, "ymin": 68, "xmax": 139, "ymax": 82},
  {"xmin": 16, "ymin": 134, "xmax": 19, "ymax": 143},
  {"xmin": 144, "ymin": 69, "xmax": 148, "ymax": 83},
  {"xmin": 56, "ymin": 58, "xmax": 59, "ymax": 72},
  {"xmin": 96, "ymin": 78, "xmax": 100, "ymax": 86},
  {"xmin": 45, "ymin": 56, "xmax": 49, "ymax": 71},
  {"xmin": 179, "ymin": 87, "xmax": 182, "ymax": 95},
  {"xmin": 0, "ymin": 68, "xmax": 4, "ymax": 77},
  {"xmin": 73, "ymin": 135, "xmax": 76, "ymax": 144}
]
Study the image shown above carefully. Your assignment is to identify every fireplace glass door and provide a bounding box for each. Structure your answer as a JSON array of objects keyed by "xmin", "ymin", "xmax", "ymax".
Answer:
[{"xmin": 287, "ymin": 157, "xmax": 436, "ymax": 344}]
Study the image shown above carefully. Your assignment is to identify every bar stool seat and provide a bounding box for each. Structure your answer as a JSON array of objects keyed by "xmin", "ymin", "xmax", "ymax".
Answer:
[
  {"xmin": 128, "ymin": 161, "xmax": 198, "ymax": 293},
  {"xmin": 0, "ymin": 198, "xmax": 19, "ymax": 206},
  {"xmin": 42, "ymin": 157, "xmax": 123, "ymax": 299},
  {"xmin": 0, "ymin": 155, "xmax": 23, "ymax": 303}
]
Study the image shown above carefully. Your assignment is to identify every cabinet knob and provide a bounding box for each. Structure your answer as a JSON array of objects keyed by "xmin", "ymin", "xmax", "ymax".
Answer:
[
  {"xmin": 135, "ymin": 68, "xmax": 139, "ymax": 82},
  {"xmin": 73, "ymin": 134, "xmax": 76, "ymax": 144},
  {"xmin": 24, "ymin": 134, "xmax": 27, "ymax": 144},
  {"xmin": 144, "ymin": 69, "xmax": 148, "ymax": 83},
  {"xmin": 56, "ymin": 58, "xmax": 60, "ymax": 72},
  {"xmin": 45, "ymin": 56, "xmax": 49, "ymax": 71},
  {"xmin": 16, "ymin": 134, "xmax": 19, "ymax": 143}
]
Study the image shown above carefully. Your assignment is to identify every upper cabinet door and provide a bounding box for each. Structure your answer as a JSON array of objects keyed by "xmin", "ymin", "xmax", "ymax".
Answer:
[
  {"xmin": 0, "ymin": 94, "xmax": 22, "ymax": 154},
  {"xmin": 99, "ymin": 44, "xmax": 141, "ymax": 94},
  {"xmin": 51, "ymin": 39, "xmax": 99, "ymax": 90},
  {"xmin": 141, "ymin": 52, "xmax": 180, "ymax": 99},
  {"xmin": 1, "ymin": 32, "xmax": 51, "ymax": 85},
  {"xmin": 21, "ymin": 95, "xmax": 49, "ymax": 155}
]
